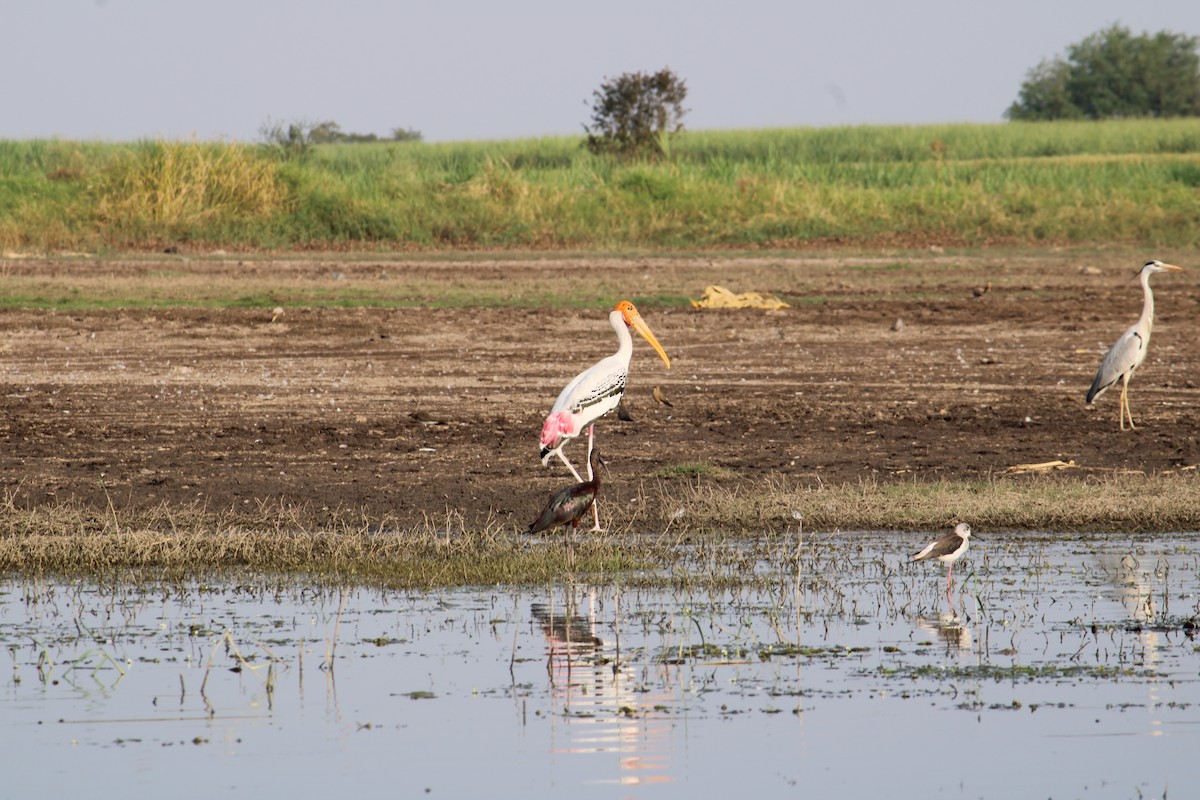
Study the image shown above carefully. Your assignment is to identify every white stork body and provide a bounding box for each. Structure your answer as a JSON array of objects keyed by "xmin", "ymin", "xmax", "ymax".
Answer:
[
  {"xmin": 539, "ymin": 301, "xmax": 670, "ymax": 530},
  {"xmin": 1086, "ymin": 260, "xmax": 1182, "ymax": 430},
  {"xmin": 541, "ymin": 310, "xmax": 631, "ymax": 479}
]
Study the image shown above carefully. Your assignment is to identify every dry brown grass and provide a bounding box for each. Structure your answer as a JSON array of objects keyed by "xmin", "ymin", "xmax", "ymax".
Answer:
[
  {"xmin": 3, "ymin": 473, "xmax": 1196, "ymax": 588},
  {"xmin": 625, "ymin": 471, "xmax": 1200, "ymax": 534},
  {"xmin": 0, "ymin": 497, "xmax": 674, "ymax": 588}
]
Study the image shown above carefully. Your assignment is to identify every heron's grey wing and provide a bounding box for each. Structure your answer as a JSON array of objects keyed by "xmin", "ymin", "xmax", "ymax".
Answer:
[{"xmin": 1087, "ymin": 329, "xmax": 1142, "ymax": 402}]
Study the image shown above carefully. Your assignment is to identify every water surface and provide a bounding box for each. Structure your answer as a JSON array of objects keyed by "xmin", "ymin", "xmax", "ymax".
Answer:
[{"xmin": 2, "ymin": 531, "xmax": 1197, "ymax": 799}]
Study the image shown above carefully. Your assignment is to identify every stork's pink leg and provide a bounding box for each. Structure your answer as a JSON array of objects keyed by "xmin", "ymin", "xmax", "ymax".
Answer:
[
  {"xmin": 555, "ymin": 451, "xmax": 584, "ymax": 482},
  {"xmin": 945, "ymin": 563, "xmax": 954, "ymax": 603},
  {"xmin": 585, "ymin": 425, "xmax": 595, "ymax": 481}
]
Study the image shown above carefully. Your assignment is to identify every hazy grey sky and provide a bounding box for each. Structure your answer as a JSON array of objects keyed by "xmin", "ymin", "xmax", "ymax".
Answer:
[{"xmin": 4, "ymin": 1, "xmax": 1199, "ymax": 143}]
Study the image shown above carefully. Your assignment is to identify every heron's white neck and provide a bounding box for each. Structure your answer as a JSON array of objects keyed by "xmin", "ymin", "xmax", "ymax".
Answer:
[
  {"xmin": 1138, "ymin": 268, "xmax": 1156, "ymax": 336},
  {"xmin": 610, "ymin": 309, "xmax": 633, "ymax": 361}
]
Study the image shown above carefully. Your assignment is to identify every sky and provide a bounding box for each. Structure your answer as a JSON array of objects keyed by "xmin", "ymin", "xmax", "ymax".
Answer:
[{"xmin": 3, "ymin": 1, "xmax": 1200, "ymax": 144}]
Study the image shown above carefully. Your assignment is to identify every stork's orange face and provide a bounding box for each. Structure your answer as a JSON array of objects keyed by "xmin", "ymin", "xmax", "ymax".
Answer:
[{"xmin": 615, "ymin": 300, "xmax": 670, "ymax": 368}]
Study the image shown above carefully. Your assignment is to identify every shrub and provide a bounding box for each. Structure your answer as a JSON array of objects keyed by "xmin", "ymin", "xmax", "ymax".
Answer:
[
  {"xmin": 260, "ymin": 119, "xmax": 424, "ymax": 156},
  {"xmin": 584, "ymin": 68, "xmax": 688, "ymax": 159}
]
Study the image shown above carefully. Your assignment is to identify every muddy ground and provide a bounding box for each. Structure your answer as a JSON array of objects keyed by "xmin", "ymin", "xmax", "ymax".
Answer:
[{"xmin": 2, "ymin": 252, "xmax": 1199, "ymax": 530}]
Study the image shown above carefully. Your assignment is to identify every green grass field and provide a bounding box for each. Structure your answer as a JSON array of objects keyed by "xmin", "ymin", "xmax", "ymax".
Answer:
[{"xmin": 2, "ymin": 119, "xmax": 1199, "ymax": 252}]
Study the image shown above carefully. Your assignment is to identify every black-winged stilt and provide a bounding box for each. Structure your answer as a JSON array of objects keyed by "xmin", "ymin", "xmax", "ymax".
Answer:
[{"xmin": 913, "ymin": 522, "xmax": 974, "ymax": 599}]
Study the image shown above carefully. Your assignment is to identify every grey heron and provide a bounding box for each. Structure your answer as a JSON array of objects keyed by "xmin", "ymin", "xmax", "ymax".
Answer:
[{"xmin": 1086, "ymin": 260, "xmax": 1183, "ymax": 430}]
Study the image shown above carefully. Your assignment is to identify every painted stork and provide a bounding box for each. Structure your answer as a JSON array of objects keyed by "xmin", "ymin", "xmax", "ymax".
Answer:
[
  {"xmin": 527, "ymin": 443, "xmax": 602, "ymax": 535},
  {"xmin": 913, "ymin": 523, "xmax": 974, "ymax": 601},
  {"xmin": 539, "ymin": 301, "xmax": 670, "ymax": 527}
]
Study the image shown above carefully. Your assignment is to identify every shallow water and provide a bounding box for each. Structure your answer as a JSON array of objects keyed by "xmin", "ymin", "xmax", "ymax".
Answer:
[{"xmin": 2, "ymin": 531, "xmax": 1198, "ymax": 799}]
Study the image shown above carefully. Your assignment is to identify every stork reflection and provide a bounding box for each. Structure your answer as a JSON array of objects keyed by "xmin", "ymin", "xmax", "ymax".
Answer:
[
  {"xmin": 531, "ymin": 590, "xmax": 675, "ymax": 789},
  {"xmin": 531, "ymin": 599, "xmax": 604, "ymax": 686}
]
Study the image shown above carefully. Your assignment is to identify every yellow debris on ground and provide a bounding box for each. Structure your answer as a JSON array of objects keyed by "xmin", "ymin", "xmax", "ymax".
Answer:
[
  {"xmin": 1005, "ymin": 459, "xmax": 1077, "ymax": 475},
  {"xmin": 690, "ymin": 285, "xmax": 789, "ymax": 310}
]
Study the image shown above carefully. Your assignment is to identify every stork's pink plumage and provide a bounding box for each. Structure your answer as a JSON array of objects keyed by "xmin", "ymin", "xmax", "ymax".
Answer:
[
  {"xmin": 541, "ymin": 409, "xmax": 578, "ymax": 451},
  {"xmin": 539, "ymin": 300, "xmax": 670, "ymax": 529}
]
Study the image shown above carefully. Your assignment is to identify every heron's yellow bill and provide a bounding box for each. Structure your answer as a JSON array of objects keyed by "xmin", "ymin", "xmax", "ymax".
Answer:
[{"xmin": 616, "ymin": 300, "xmax": 671, "ymax": 369}]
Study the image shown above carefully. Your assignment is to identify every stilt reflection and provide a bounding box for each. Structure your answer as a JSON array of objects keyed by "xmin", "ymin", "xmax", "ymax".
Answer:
[{"xmin": 915, "ymin": 611, "xmax": 973, "ymax": 651}]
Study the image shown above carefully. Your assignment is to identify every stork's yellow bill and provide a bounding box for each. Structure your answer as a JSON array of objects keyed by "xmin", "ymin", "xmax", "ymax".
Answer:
[{"xmin": 614, "ymin": 300, "xmax": 671, "ymax": 369}]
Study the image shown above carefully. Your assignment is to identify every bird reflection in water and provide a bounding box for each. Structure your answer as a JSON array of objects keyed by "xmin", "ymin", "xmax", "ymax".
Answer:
[
  {"xmin": 1096, "ymin": 551, "xmax": 1169, "ymax": 736},
  {"xmin": 915, "ymin": 612, "xmax": 974, "ymax": 652},
  {"xmin": 532, "ymin": 600, "xmax": 603, "ymax": 666},
  {"xmin": 531, "ymin": 593, "xmax": 675, "ymax": 788},
  {"xmin": 1096, "ymin": 552, "xmax": 1162, "ymax": 625},
  {"xmin": 912, "ymin": 555, "xmax": 974, "ymax": 652}
]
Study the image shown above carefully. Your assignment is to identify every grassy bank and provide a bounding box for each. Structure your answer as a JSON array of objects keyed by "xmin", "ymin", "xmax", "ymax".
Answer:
[
  {"xmin": 3, "ymin": 474, "xmax": 1196, "ymax": 588},
  {"xmin": 2, "ymin": 119, "xmax": 1200, "ymax": 252}
]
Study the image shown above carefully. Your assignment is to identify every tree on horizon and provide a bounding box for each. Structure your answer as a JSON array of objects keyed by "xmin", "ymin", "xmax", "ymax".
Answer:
[{"xmin": 1006, "ymin": 24, "xmax": 1200, "ymax": 120}]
